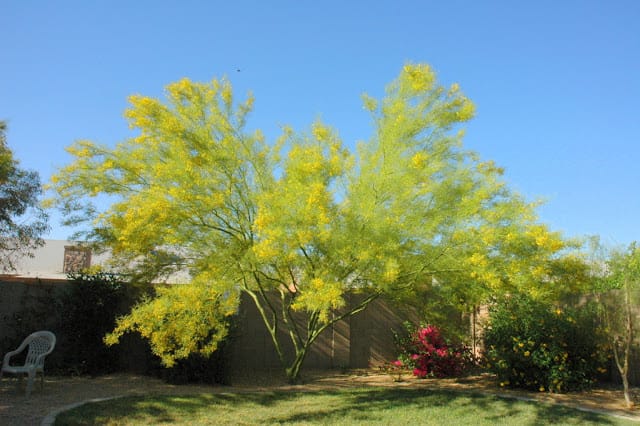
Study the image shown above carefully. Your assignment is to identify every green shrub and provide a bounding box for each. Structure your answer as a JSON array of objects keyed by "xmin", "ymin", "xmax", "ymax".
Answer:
[
  {"xmin": 483, "ymin": 295, "xmax": 608, "ymax": 393},
  {"xmin": 55, "ymin": 272, "xmax": 127, "ymax": 375}
]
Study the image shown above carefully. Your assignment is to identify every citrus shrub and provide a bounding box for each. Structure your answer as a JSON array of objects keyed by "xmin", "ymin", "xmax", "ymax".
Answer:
[{"xmin": 483, "ymin": 295, "xmax": 609, "ymax": 392}]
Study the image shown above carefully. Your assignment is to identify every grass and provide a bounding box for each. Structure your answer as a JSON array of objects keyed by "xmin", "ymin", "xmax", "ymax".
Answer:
[{"xmin": 54, "ymin": 387, "xmax": 637, "ymax": 425}]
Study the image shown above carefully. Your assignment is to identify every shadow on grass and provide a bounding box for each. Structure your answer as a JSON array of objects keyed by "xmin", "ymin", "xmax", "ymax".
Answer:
[
  {"xmin": 55, "ymin": 388, "xmax": 631, "ymax": 426},
  {"xmin": 273, "ymin": 389, "xmax": 626, "ymax": 425},
  {"xmin": 54, "ymin": 391, "xmax": 302, "ymax": 426}
]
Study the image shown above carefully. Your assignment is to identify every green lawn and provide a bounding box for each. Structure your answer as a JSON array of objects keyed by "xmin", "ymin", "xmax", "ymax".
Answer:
[{"xmin": 54, "ymin": 388, "xmax": 636, "ymax": 426}]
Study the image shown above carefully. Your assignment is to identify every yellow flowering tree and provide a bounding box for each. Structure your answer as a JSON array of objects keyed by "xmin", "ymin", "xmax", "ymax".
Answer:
[{"xmin": 48, "ymin": 64, "xmax": 568, "ymax": 382}]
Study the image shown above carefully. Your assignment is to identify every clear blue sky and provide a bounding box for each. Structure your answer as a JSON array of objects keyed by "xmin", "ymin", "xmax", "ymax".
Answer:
[{"xmin": 2, "ymin": 1, "xmax": 638, "ymax": 245}]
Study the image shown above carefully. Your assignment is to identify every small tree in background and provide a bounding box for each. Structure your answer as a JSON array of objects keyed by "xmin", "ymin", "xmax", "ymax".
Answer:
[
  {"xmin": 0, "ymin": 121, "xmax": 49, "ymax": 272},
  {"xmin": 596, "ymin": 242, "xmax": 640, "ymax": 408}
]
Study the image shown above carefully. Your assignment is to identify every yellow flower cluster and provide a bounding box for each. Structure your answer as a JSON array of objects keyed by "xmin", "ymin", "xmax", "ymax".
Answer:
[
  {"xmin": 410, "ymin": 151, "xmax": 429, "ymax": 169},
  {"xmin": 291, "ymin": 277, "xmax": 345, "ymax": 323},
  {"xmin": 312, "ymin": 123, "xmax": 330, "ymax": 141},
  {"xmin": 402, "ymin": 63, "xmax": 435, "ymax": 92},
  {"xmin": 455, "ymin": 100, "xmax": 476, "ymax": 121},
  {"xmin": 526, "ymin": 225, "xmax": 564, "ymax": 252},
  {"xmin": 253, "ymin": 236, "xmax": 280, "ymax": 260},
  {"xmin": 468, "ymin": 252, "xmax": 488, "ymax": 267},
  {"xmin": 125, "ymin": 95, "xmax": 158, "ymax": 129}
]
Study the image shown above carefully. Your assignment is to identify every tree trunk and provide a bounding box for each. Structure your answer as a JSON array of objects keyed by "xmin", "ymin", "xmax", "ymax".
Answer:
[
  {"xmin": 609, "ymin": 279, "xmax": 635, "ymax": 409},
  {"xmin": 285, "ymin": 350, "xmax": 308, "ymax": 384},
  {"xmin": 622, "ymin": 278, "xmax": 634, "ymax": 409},
  {"xmin": 622, "ymin": 373, "xmax": 633, "ymax": 409},
  {"xmin": 248, "ymin": 287, "xmax": 381, "ymax": 384}
]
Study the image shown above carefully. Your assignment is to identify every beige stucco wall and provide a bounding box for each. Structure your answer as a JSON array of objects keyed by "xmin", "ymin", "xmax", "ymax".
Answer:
[{"xmin": 6, "ymin": 239, "xmax": 110, "ymax": 280}]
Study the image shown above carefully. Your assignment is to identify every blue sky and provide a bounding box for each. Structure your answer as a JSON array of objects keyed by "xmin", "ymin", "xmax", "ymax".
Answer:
[{"xmin": 2, "ymin": 1, "xmax": 638, "ymax": 245}]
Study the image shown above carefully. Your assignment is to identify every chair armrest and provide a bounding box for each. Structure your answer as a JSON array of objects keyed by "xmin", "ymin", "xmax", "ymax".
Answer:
[
  {"xmin": 2, "ymin": 336, "xmax": 31, "ymax": 367},
  {"xmin": 3, "ymin": 347, "xmax": 24, "ymax": 367}
]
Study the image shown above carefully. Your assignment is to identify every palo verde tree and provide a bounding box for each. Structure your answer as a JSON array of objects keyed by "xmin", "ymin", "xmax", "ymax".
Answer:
[
  {"xmin": 48, "ymin": 64, "xmax": 568, "ymax": 382},
  {"xmin": 0, "ymin": 121, "xmax": 49, "ymax": 271},
  {"xmin": 595, "ymin": 241, "xmax": 640, "ymax": 408}
]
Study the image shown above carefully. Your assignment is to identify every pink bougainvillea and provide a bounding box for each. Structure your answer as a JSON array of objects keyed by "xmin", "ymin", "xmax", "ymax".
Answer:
[{"xmin": 398, "ymin": 324, "xmax": 474, "ymax": 378}]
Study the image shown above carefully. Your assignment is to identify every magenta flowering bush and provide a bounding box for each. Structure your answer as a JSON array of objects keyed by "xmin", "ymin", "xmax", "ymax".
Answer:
[{"xmin": 395, "ymin": 323, "xmax": 475, "ymax": 378}]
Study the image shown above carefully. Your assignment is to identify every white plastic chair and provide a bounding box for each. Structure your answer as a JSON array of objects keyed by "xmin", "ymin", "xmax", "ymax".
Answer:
[{"xmin": 0, "ymin": 331, "xmax": 56, "ymax": 396}]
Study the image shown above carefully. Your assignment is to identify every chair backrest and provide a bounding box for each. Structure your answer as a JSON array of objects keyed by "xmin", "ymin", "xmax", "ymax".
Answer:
[{"xmin": 24, "ymin": 331, "xmax": 56, "ymax": 368}]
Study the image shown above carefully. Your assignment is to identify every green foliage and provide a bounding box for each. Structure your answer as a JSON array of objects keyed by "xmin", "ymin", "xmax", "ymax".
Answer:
[
  {"xmin": 597, "ymin": 242, "xmax": 640, "ymax": 348},
  {"xmin": 0, "ymin": 120, "xmax": 49, "ymax": 272},
  {"xmin": 48, "ymin": 64, "xmax": 570, "ymax": 382},
  {"xmin": 484, "ymin": 294, "xmax": 608, "ymax": 393},
  {"xmin": 55, "ymin": 272, "xmax": 126, "ymax": 375},
  {"xmin": 606, "ymin": 242, "xmax": 640, "ymax": 292}
]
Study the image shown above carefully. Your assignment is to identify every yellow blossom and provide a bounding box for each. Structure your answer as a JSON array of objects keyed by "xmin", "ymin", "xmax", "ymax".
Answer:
[
  {"xmin": 456, "ymin": 100, "xmax": 475, "ymax": 121},
  {"xmin": 312, "ymin": 123, "xmax": 330, "ymax": 141},
  {"xmin": 410, "ymin": 152, "xmax": 429, "ymax": 169},
  {"xmin": 402, "ymin": 63, "xmax": 434, "ymax": 92}
]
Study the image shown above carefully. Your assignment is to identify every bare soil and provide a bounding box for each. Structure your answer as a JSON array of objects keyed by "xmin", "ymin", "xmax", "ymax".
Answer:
[{"xmin": 1, "ymin": 370, "xmax": 639, "ymax": 425}]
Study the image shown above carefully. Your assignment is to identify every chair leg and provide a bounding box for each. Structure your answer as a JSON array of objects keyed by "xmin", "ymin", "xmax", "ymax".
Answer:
[{"xmin": 26, "ymin": 370, "xmax": 35, "ymax": 397}]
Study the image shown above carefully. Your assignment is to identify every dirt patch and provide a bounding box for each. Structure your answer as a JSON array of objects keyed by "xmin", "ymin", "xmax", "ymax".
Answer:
[{"xmin": 1, "ymin": 371, "xmax": 639, "ymax": 425}]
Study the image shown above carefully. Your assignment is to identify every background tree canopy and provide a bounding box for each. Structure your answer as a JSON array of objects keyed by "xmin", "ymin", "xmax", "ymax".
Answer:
[
  {"xmin": 48, "ymin": 64, "xmax": 575, "ymax": 381},
  {"xmin": 0, "ymin": 121, "xmax": 49, "ymax": 272}
]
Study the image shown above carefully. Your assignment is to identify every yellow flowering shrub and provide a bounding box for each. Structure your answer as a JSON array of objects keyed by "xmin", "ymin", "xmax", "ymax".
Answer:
[{"xmin": 484, "ymin": 294, "xmax": 609, "ymax": 393}]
